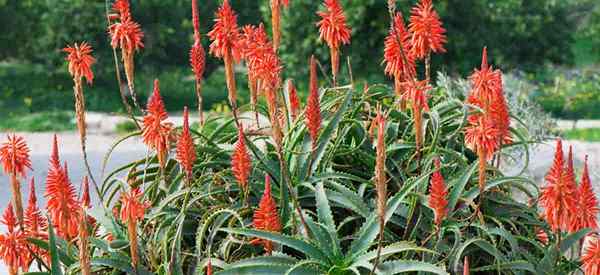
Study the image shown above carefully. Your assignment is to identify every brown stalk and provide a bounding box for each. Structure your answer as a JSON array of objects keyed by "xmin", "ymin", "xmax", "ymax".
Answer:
[
  {"xmin": 371, "ymin": 108, "xmax": 387, "ymax": 275},
  {"xmin": 249, "ymin": 75, "xmax": 260, "ymax": 128},
  {"xmin": 122, "ymin": 49, "xmax": 142, "ymax": 111},
  {"xmin": 330, "ymin": 47, "xmax": 339, "ymax": 86},
  {"xmin": 128, "ymin": 219, "xmax": 139, "ymax": 269},
  {"xmin": 195, "ymin": 80, "xmax": 205, "ymax": 126},
  {"xmin": 271, "ymin": 0, "xmax": 281, "ymax": 51},
  {"xmin": 224, "ymin": 49, "xmax": 238, "ymax": 116},
  {"xmin": 79, "ymin": 212, "xmax": 91, "ymax": 275},
  {"xmin": 9, "ymin": 173, "xmax": 24, "ymax": 227},
  {"xmin": 414, "ymin": 107, "xmax": 423, "ymax": 153}
]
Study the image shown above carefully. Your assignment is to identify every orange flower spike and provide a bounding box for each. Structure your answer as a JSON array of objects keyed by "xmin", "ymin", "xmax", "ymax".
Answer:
[
  {"xmin": 25, "ymin": 178, "xmax": 47, "ymax": 236},
  {"xmin": 206, "ymin": 259, "xmax": 213, "ymax": 275},
  {"xmin": 208, "ymin": 0, "xmax": 242, "ymax": 110},
  {"xmin": 539, "ymin": 139, "xmax": 577, "ymax": 232},
  {"xmin": 401, "ymin": 80, "xmax": 431, "ymax": 152},
  {"xmin": 429, "ymin": 159, "xmax": 448, "ymax": 227},
  {"xmin": 583, "ymin": 237, "xmax": 600, "ymax": 275},
  {"xmin": 384, "ymin": 12, "xmax": 416, "ymax": 86},
  {"xmin": 231, "ymin": 125, "xmax": 252, "ymax": 194},
  {"xmin": 1, "ymin": 134, "xmax": 31, "ymax": 226},
  {"xmin": 0, "ymin": 134, "xmax": 32, "ymax": 178},
  {"xmin": 120, "ymin": 188, "xmax": 148, "ymax": 268},
  {"xmin": 0, "ymin": 205, "xmax": 29, "ymax": 274},
  {"xmin": 142, "ymin": 79, "xmax": 173, "ymax": 169},
  {"xmin": 252, "ymin": 175, "xmax": 282, "ymax": 254},
  {"xmin": 176, "ymin": 107, "xmax": 197, "ymax": 181},
  {"xmin": 45, "ymin": 150, "xmax": 79, "ymax": 240},
  {"xmin": 408, "ymin": 0, "xmax": 446, "ymax": 60},
  {"xmin": 112, "ymin": 0, "xmax": 131, "ymax": 21},
  {"xmin": 305, "ymin": 56, "xmax": 322, "ymax": 150},
  {"xmin": 317, "ymin": 0, "xmax": 351, "ymax": 82},
  {"xmin": 288, "ymin": 79, "xmax": 301, "ymax": 121},
  {"xmin": 64, "ymin": 42, "xmax": 96, "ymax": 85},
  {"xmin": 571, "ymin": 156, "xmax": 599, "ymax": 232}
]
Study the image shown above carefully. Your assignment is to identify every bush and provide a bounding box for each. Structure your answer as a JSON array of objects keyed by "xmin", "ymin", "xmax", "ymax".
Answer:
[{"xmin": 1, "ymin": 1, "xmax": 593, "ymax": 275}]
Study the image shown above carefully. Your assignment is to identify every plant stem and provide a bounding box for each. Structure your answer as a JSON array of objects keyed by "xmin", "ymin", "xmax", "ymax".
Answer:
[
  {"xmin": 9, "ymin": 172, "xmax": 24, "ymax": 227},
  {"xmin": 196, "ymin": 80, "xmax": 204, "ymax": 126}
]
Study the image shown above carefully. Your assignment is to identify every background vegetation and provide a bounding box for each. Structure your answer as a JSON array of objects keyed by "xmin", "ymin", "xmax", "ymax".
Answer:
[{"xmin": 1, "ymin": 0, "xmax": 599, "ymax": 121}]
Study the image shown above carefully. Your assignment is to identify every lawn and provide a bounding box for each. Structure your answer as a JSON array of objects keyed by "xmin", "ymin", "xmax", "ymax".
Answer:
[
  {"xmin": 563, "ymin": 127, "xmax": 600, "ymax": 142},
  {"xmin": 0, "ymin": 111, "xmax": 75, "ymax": 132}
]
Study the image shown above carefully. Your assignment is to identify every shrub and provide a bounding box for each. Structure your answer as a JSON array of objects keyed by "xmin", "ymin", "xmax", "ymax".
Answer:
[{"xmin": 0, "ymin": 1, "xmax": 597, "ymax": 275}]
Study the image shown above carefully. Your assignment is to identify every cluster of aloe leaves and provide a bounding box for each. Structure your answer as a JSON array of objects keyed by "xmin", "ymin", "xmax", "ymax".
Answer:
[{"xmin": 29, "ymin": 79, "xmax": 589, "ymax": 275}]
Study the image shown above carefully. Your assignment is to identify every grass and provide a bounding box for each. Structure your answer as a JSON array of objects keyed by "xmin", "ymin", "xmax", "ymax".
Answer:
[
  {"xmin": 563, "ymin": 128, "xmax": 600, "ymax": 142},
  {"xmin": 0, "ymin": 111, "xmax": 76, "ymax": 132}
]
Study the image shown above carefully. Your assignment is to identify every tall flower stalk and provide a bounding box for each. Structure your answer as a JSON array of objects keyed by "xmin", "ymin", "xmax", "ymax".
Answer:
[
  {"xmin": 306, "ymin": 56, "xmax": 322, "ymax": 150},
  {"xmin": 190, "ymin": 0, "xmax": 206, "ymax": 125},
  {"xmin": 108, "ymin": 0, "xmax": 145, "ymax": 110},
  {"xmin": 0, "ymin": 134, "xmax": 32, "ymax": 226},
  {"xmin": 64, "ymin": 42, "xmax": 100, "ymax": 196},
  {"xmin": 371, "ymin": 106, "xmax": 387, "ymax": 274},
  {"xmin": 78, "ymin": 177, "xmax": 92, "ymax": 275},
  {"xmin": 383, "ymin": 12, "xmax": 415, "ymax": 102},
  {"xmin": 208, "ymin": 0, "xmax": 242, "ymax": 120},
  {"xmin": 231, "ymin": 125, "xmax": 252, "ymax": 202},
  {"xmin": 317, "ymin": 0, "xmax": 351, "ymax": 85},
  {"xmin": 270, "ymin": 0, "xmax": 289, "ymax": 51}
]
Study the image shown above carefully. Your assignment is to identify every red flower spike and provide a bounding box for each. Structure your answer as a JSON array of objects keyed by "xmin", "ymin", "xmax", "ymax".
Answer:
[
  {"xmin": 252, "ymin": 175, "xmax": 282, "ymax": 254},
  {"xmin": 142, "ymin": 80, "xmax": 173, "ymax": 169},
  {"xmin": 208, "ymin": 0, "xmax": 242, "ymax": 63},
  {"xmin": 317, "ymin": 0, "xmax": 351, "ymax": 80},
  {"xmin": 464, "ymin": 116, "xmax": 500, "ymax": 161},
  {"xmin": 241, "ymin": 24, "xmax": 282, "ymax": 94},
  {"xmin": 25, "ymin": 178, "xmax": 47, "ymax": 236},
  {"xmin": 64, "ymin": 42, "xmax": 96, "ymax": 85},
  {"xmin": 383, "ymin": 12, "xmax": 416, "ymax": 83},
  {"xmin": 45, "ymin": 142, "xmax": 79, "ymax": 240},
  {"xmin": 536, "ymin": 228, "xmax": 549, "ymax": 245},
  {"xmin": 112, "ymin": 0, "xmax": 131, "ymax": 21},
  {"xmin": 0, "ymin": 134, "xmax": 32, "ymax": 177},
  {"xmin": 305, "ymin": 56, "xmax": 322, "ymax": 149},
  {"xmin": 288, "ymin": 80, "xmax": 301, "ymax": 121},
  {"xmin": 570, "ymin": 156, "xmax": 599, "ymax": 232},
  {"xmin": 429, "ymin": 159, "xmax": 448, "ymax": 226},
  {"xmin": 401, "ymin": 79, "xmax": 431, "ymax": 112},
  {"xmin": 191, "ymin": 0, "xmax": 200, "ymax": 37},
  {"xmin": 109, "ymin": 18, "xmax": 144, "ymax": 53},
  {"xmin": 539, "ymin": 139, "xmax": 577, "ymax": 232},
  {"xmin": 207, "ymin": 258, "xmax": 213, "ymax": 275},
  {"xmin": 231, "ymin": 125, "xmax": 251, "ymax": 192},
  {"xmin": 120, "ymin": 188, "xmax": 148, "ymax": 223},
  {"xmin": 408, "ymin": 0, "xmax": 446, "ymax": 60},
  {"xmin": 190, "ymin": 0, "xmax": 205, "ymax": 83},
  {"xmin": 317, "ymin": 0, "xmax": 351, "ymax": 50},
  {"xmin": 80, "ymin": 176, "xmax": 91, "ymax": 209},
  {"xmin": 0, "ymin": 205, "xmax": 29, "ymax": 273},
  {"xmin": 176, "ymin": 107, "xmax": 197, "ymax": 180},
  {"xmin": 583, "ymin": 237, "xmax": 600, "ymax": 275},
  {"xmin": 463, "ymin": 256, "xmax": 469, "ymax": 275}
]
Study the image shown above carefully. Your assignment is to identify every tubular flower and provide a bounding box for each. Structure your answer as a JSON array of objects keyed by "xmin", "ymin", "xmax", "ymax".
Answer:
[
  {"xmin": 120, "ymin": 188, "xmax": 148, "ymax": 267},
  {"xmin": 429, "ymin": 159, "xmax": 448, "ymax": 226},
  {"xmin": 1, "ymin": 134, "xmax": 31, "ymax": 226},
  {"xmin": 383, "ymin": 12, "xmax": 416, "ymax": 86},
  {"xmin": 467, "ymin": 48, "xmax": 511, "ymax": 147},
  {"xmin": 464, "ymin": 116, "xmax": 499, "ymax": 193},
  {"xmin": 25, "ymin": 178, "xmax": 48, "ymax": 237},
  {"xmin": 401, "ymin": 79, "xmax": 431, "ymax": 152},
  {"xmin": 408, "ymin": 0, "xmax": 446, "ymax": 60},
  {"xmin": 539, "ymin": 139, "xmax": 577, "ymax": 233},
  {"xmin": 288, "ymin": 79, "xmax": 301, "ymax": 121},
  {"xmin": 64, "ymin": 42, "xmax": 95, "ymax": 85},
  {"xmin": 176, "ymin": 107, "xmax": 197, "ymax": 181},
  {"xmin": 251, "ymin": 175, "xmax": 282, "ymax": 254},
  {"xmin": 231, "ymin": 125, "xmax": 252, "ymax": 193},
  {"xmin": 108, "ymin": 0, "xmax": 144, "ymax": 105},
  {"xmin": 0, "ymin": 134, "xmax": 32, "ymax": 177},
  {"xmin": 317, "ymin": 0, "xmax": 351, "ymax": 81},
  {"xmin": 190, "ymin": 0, "xmax": 206, "ymax": 124},
  {"xmin": 305, "ymin": 56, "xmax": 322, "ymax": 149},
  {"xmin": 45, "ymin": 161, "xmax": 79, "ymax": 240},
  {"xmin": 583, "ymin": 237, "xmax": 600, "ymax": 275},
  {"xmin": 570, "ymin": 156, "xmax": 599, "ymax": 232},
  {"xmin": 64, "ymin": 42, "xmax": 95, "ymax": 156},
  {"xmin": 536, "ymin": 228, "xmax": 549, "ymax": 245},
  {"xmin": 208, "ymin": 0, "xmax": 242, "ymax": 111},
  {"xmin": 0, "ymin": 205, "xmax": 29, "ymax": 274},
  {"xmin": 142, "ymin": 80, "xmax": 173, "ymax": 169}
]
